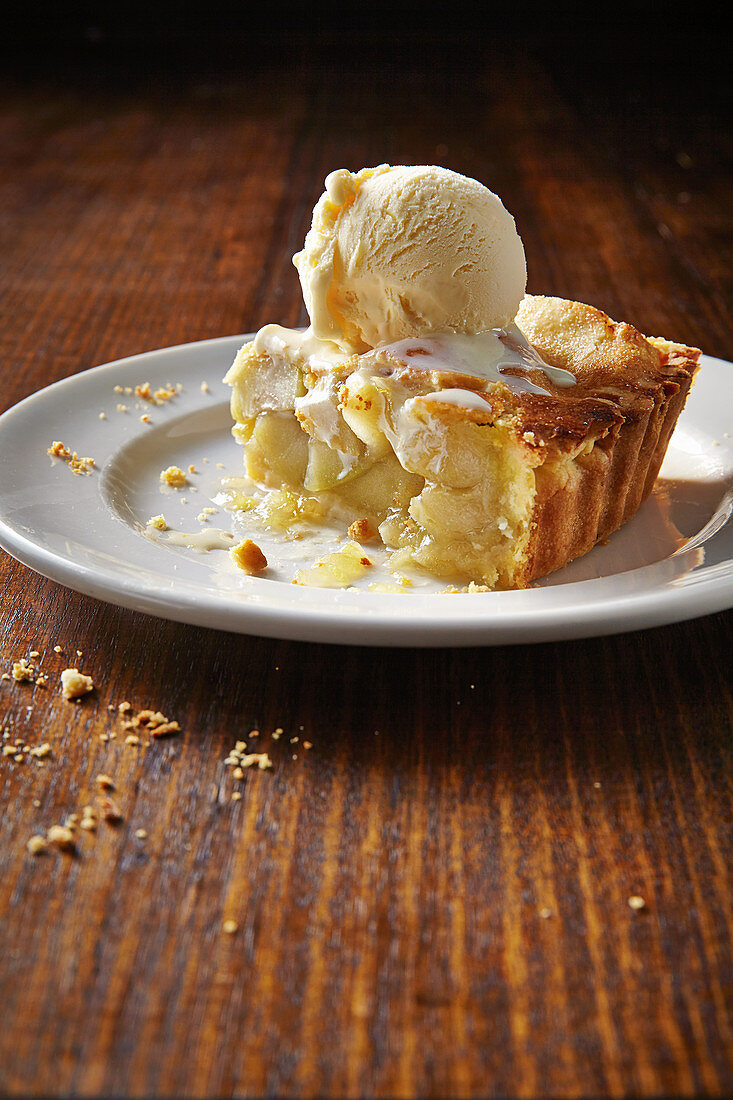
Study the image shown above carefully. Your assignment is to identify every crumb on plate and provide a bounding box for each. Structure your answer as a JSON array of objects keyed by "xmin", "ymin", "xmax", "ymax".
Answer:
[
  {"xmin": 47, "ymin": 441, "xmax": 95, "ymax": 476},
  {"xmin": 146, "ymin": 514, "xmax": 169, "ymax": 531},
  {"xmin": 159, "ymin": 465, "xmax": 189, "ymax": 488},
  {"xmin": 230, "ymin": 539, "xmax": 268, "ymax": 575},
  {"xmin": 347, "ymin": 517, "xmax": 379, "ymax": 543}
]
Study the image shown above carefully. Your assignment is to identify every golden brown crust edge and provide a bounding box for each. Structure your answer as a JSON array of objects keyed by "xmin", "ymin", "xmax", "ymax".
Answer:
[{"xmin": 517, "ymin": 297, "xmax": 700, "ymax": 586}]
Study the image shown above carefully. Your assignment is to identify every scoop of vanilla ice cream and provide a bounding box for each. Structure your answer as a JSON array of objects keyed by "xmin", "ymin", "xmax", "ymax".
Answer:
[{"xmin": 293, "ymin": 164, "xmax": 527, "ymax": 351}]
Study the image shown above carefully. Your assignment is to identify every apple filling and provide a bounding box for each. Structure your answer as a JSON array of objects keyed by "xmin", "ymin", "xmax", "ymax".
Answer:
[{"xmin": 223, "ymin": 328, "xmax": 573, "ymax": 587}]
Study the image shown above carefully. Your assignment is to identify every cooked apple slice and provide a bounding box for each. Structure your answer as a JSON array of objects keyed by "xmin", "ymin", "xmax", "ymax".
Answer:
[{"xmin": 293, "ymin": 540, "xmax": 375, "ymax": 588}]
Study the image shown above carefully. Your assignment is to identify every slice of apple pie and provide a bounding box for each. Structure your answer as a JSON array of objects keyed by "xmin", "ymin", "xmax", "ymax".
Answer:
[{"xmin": 223, "ymin": 294, "xmax": 699, "ymax": 589}]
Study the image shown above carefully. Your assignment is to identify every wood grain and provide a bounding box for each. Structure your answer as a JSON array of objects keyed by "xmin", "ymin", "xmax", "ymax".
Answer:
[{"xmin": 1, "ymin": 23, "xmax": 731, "ymax": 1098}]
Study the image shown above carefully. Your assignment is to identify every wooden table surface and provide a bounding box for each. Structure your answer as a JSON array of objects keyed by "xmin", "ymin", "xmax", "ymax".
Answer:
[{"xmin": 1, "ymin": 15, "xmax": 731, "ymax": 1099}]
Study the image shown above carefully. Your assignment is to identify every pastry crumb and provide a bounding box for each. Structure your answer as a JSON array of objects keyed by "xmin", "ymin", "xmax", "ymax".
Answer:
[
  {"xmin": 154, "ymin": 384, "xmax": 178, "ymax": 404},
  {"xmin": 97, "ymin": 796, "xmax": 123, "ymax": 824},
  {"xmin": 47, "ymin": 441, "xmax": 95, "ymax": 476},
  {"xmin": 27, "ymin": 834, "xmax": 49, "ymax": 856},
  {"xmin": 60, "ymin": 668, "xmax": 94, "ymax": 700},
  {"xmin": 146, "ymin": 514, "xmax": 169, "ymax": 530},
  {"xmin": 347, "ymin": 517, "xmax": 379, "ymax": 543},
  {"xmin": 230, "ymin": 539, "xmax": 268, "ymax": 575},
  {"xmin": 244, "ymin": 752, "xmax": 272, "ymax": 771},
  {"xmin": 160, "ymin": 465, "xmax": 189, "ymax": 488},
  {"xmin": 223, "ymin": 919, "xmax": 239, "ymax": 934},
  {"xmin": 223, "ymin": 740, "xmax": 273, "ymax": 774},
  {"xmin": 628, "ymin": 895, "xmax": 646, "ymax": 911},
  {"xmin": 196, "ymin": 507, "xmax": 218, "ymax": 523},
  {"xmin": 120, "ymin": 707, "xmax": 180, "ymax": 738},
  {"xmin": 47, "ymin": 824, "xmax": 76, "ymax": 852},
  {"xmin": 131, "ymin": 381, "xmax": 178, "ymax": 406},
  {"xmin": 11, "ymin": 658, "xmax": 35, "ymax": 682}
]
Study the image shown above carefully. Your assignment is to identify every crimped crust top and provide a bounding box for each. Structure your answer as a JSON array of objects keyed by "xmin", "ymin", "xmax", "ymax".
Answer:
[
  {"xmin": 516, "ymin": 295, "xmax": 700, "ymax": 395},
  {"xmin": 394, "ymin": 294, "xmax": 700, "ymax": 451}
]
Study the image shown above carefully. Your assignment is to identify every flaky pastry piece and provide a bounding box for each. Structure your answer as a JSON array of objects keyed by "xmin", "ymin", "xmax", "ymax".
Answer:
[{"xmin": 224, "ymin": 295, "xmax": 699, "ymax": 588}]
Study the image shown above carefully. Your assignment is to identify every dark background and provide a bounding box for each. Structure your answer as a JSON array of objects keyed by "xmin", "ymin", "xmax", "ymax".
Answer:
[{"xmin": 4, "ymin": 1, "xmax": 729, "ymax": 100}]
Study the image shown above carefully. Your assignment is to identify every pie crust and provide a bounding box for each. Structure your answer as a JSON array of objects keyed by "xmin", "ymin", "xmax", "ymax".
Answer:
[{"xmin": 224, "ymin": 295, "xmax": 700, "ymax": 588}]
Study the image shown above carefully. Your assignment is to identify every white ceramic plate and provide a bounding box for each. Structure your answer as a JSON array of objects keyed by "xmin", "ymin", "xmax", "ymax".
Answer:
[{"xmin": 0, "ymin": 336, "xmax": 731, "ymax": 646}]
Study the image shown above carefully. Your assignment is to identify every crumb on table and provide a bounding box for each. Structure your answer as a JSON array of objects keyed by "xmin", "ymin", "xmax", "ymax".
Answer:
[
  {"xmin": 60, "ymin": 668, "xmax": 94, "ymax": 701},
  {"xmin": 224, "ymin": 741, "xmax": 273, "ymax": 773},
  {"xmin": 11, "ymin": 658, "xmax": 35, "ymax": 682},
  {"xmin": 120, "ymin": 708, "xmax": 180, "ymax": 738},
  {"xmin": 47, "ymin": 824, "xmax": 76, "ymax": 852},
  {"xmin": 97, "ymin": 795, "xmax": 123, "ymax": 823}
]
